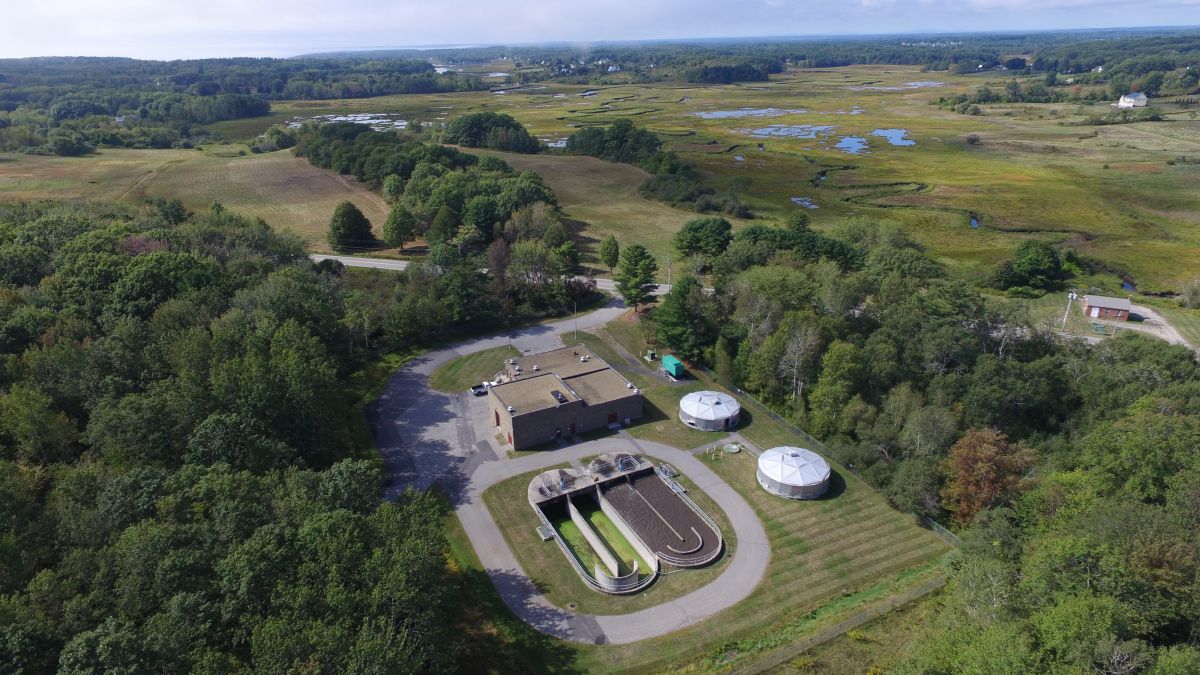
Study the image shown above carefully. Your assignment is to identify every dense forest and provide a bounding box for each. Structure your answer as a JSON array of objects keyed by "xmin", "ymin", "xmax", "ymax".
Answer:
[
  {"xmin": 633, "ymin": 215, "xmax": 1200, "ymax": 671},
  {"xmin": 0, "ymin": 193, "xmax": 603, "ymax": 672},
  {"xmin": 0, "ymin": 56, "xmax": 485, "ymax": 154}
]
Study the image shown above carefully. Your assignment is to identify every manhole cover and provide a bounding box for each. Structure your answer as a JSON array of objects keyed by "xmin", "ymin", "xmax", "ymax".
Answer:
[{"xmin": 567, "ymin": 602, "xmax": 577, "ymax": 611}]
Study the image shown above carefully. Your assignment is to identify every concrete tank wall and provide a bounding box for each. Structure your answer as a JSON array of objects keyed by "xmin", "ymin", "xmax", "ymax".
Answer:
[{"xmin": 568, "ymin": 494, "xmax": 620, "ymax": 577}]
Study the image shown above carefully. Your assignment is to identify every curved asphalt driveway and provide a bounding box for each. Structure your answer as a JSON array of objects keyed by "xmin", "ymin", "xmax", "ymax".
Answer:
[{"xmin": 367, "ymin": 300, "xmax": 770, "ymax": 645}]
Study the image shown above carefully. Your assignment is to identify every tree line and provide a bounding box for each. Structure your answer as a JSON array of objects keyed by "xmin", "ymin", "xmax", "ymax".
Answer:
[
  {"xmin": 0, "ymin": 56, "xmax": 486, "ymax": 155},
  {"xmin": 624, "ymin": 214, "xmax": 1200, "ymax": 670},
  {"xmin": 564, "ymin": 119, "xmax": 752, "ymax": 217}
]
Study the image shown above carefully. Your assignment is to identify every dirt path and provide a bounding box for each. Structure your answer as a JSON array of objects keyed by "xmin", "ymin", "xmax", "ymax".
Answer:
[
  {"xmin": 1130, "ymin": 304, "xmax": 1198, "ymax": 353},
  {"xmin": 118, "ymin": 157, "xmax": 190, "ymax": 201}
]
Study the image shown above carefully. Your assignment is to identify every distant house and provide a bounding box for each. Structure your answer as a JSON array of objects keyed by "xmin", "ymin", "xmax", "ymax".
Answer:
[
  {"xmin": 1083, "ymin": 295, "xmax": 1132, "ymax": 321},
  {"xmin": 1116, "ymin": 92, "xmax": 1148, "ymax": 109}
]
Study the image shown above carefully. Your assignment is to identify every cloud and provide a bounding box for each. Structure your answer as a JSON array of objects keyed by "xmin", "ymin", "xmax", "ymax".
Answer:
[{"xmin": 0, "ymin": 0, "xmax": 1198, "ymax": 59}]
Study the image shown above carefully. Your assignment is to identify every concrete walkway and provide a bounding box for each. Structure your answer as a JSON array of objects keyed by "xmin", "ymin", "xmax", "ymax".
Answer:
[{"xmin": 367, "ymin": 299, "xmax": 770, "ymax": 644}]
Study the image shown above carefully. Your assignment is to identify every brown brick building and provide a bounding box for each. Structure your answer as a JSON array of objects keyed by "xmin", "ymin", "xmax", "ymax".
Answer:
[
  {"xmin": 489, "ymin": 345, "xmax": 643, "ymax": 450},
  {"xmin": 1083, "ymin": 295, "xmax": 1132, "ymax": 321}
]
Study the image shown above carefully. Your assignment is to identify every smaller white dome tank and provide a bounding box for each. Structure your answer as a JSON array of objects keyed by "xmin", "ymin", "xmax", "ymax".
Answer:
[{"xmin": 678, "ymin": 390, "xmax": 740, "ymax": 431}]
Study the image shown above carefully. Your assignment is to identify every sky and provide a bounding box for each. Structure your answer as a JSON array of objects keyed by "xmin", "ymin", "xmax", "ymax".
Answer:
[{"xmin": 1, "ymin": 0, "xmax": 1198, "ymax": 60}]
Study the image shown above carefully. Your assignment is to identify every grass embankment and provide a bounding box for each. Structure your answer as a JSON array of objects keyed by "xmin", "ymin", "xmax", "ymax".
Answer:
[
  {"xmin": 1156, "ymin": 305, "xmax": 1200, "ymax": 349},
  {"xmin": 766, "ymin": 592, "xmax": 942, "ymax": 674},
  {"xmin": 481, "ymin": 466, "xmax": 733, "ymax": 617},
  {"xmin": 429, "ymin": 345, "xmax": 520, "ymax": 393}
]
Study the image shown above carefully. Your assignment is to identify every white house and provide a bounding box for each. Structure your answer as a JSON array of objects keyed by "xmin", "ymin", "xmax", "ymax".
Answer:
[{"xmin": 1116, "ymin": 92, "xmax": 1148, "ymax": 109}]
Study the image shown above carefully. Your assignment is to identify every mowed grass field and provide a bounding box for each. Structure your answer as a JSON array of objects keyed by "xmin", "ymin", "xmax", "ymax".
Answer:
[
  {"xmin": 0, "ymin": 147, "xmax": 390, "ymax": 250},
  {"xmin": 429, "ymin": 345, "xmax": 519, "ymax": 392}
]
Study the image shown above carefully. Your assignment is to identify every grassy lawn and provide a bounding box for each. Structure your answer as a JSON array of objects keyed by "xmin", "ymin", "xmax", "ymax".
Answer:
[
  {"xmin": 567, "ymin": 449, "xmax": 951, "ymax": 673},
  {"xmin": 1157, "ymin": 305, "xmax": 1200, "ymax": 349},
  {"xmin": 481, "ymin": 466, "xmax": 734, "ymax": 617},
  {"xmin": 429, "ymin": 345, "xmax": 520, "ymax": 393}
]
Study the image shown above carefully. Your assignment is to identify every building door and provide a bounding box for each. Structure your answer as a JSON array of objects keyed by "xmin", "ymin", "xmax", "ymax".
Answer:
[
  {"xmin": 608, "ymin": 412, "xmax": 618, "ymax": 423},
  {"xmin": 555, "ymin": 427, "xmax": 562, "ymax": 438},
  {"xmin": 494, "ymin": 410, "xmax": 499, "ymax": 426},
  {"xmin": 1091, "ymin": 307, "xmax": 1100, "ymax": 318},
  {"xmin": 569, "ymin": 423, "xmax": 576, "ymax": 434},
  {"xmin": 507, "ymin": 433, "xmax": 512, "ymax": 444}
]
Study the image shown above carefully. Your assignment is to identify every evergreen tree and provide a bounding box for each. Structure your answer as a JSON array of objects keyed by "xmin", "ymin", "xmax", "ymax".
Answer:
[
  {"xmin": 427, "ymin": 205, "xmax": 460, "ymax": 245},
  {"xmin": 327, "ymin": 201, "xmax": 373, "ymax": 252},
  {"xmin": 614, "ymin": 244, "xmax": 659, "ymax": 311}
]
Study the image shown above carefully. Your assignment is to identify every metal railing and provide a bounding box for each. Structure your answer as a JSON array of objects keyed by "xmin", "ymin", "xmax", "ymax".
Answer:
[{"xmin": 534, "ymin": 505, "xmax": 657, "ymax": 595}]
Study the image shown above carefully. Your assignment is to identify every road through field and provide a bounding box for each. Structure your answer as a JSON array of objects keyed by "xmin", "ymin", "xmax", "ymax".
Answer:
[
  {"xmin": 366, "ymin": 299, "xmax": 769, "ymax": 644},
  {"xmin": 310, "ymin": 254, "xmax": 674, "ymax": 295}
]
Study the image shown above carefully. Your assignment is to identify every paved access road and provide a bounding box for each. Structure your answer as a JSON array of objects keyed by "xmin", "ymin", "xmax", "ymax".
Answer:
[
  {"xmin": 308, "ymin": 253, "xmax": 672, "ymax": 295},
  {"xmin": 366, "ymin": 300, "xmax": 770, "ymax": 645}
]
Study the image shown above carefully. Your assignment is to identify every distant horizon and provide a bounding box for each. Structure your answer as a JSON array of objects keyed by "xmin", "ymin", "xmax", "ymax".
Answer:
[{"xmin": 2, "ymin": 0, "xmax": 1200, "ymax": 61}]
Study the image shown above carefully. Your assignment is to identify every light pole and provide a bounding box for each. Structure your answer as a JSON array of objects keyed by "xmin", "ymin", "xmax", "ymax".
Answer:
[
  {"xmin": 573, "ymin": 300, "xmax": 578, "ymax": 342},
  {"xmin": 1061, "ymin": 290, "xmax": 1078, "ymax": 331}
]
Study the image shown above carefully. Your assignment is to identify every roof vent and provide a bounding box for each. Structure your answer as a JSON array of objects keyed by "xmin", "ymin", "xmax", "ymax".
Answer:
[
  {"xmin": 580, "ymin": 356, "xmax": 587, "ymax": 362},
  {"xmin": 633, "ymin": 388, "xmax": 640, "ymax": 395},
  {"xmin": 533, "ymin": 365, "xmax": 540, "ymax": 371},
  {"xmin": 507, "ymin": 405, "xmax": 514, "ymax": 413},
  {"xmin": 626, "ymin": 382, "xmax": 633, "ymax": 389}
]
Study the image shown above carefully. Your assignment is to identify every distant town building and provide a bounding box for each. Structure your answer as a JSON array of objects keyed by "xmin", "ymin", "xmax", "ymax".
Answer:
[
  {"xmin": 1116, "ymin": 92, "xmax": 1149, "ymax": 109},
  {"xmin": 1083, "ymin": 295, "xmax": 1132, "ymax": 321},
  {"xmin": 489, "ymin": 346, "xmax": 643, "ymax": 450}
]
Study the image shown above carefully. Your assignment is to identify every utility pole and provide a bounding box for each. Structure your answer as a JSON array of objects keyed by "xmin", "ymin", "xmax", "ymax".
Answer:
[
  {"xmin": 573, "ymin": 300, "xmax": 578, "ymax": 342},
  {"xmin": 1061, "ymin": 290, "xmax": 1078, "ymax": 331}
]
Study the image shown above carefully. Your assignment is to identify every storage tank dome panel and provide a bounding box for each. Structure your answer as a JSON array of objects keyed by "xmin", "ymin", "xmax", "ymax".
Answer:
[
  {"xmin": 756, "ymin": 447, "xmax": 831, "ymax": 499},
  {"xmin": 678, "ymin": 390, "xmax": 741, "ymax": 431}
]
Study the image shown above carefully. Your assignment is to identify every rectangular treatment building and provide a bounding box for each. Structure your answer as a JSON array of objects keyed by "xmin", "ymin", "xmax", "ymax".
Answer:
[{"xmin": 489, "ymin": 345, "xmax": 643, "ymax": 450}]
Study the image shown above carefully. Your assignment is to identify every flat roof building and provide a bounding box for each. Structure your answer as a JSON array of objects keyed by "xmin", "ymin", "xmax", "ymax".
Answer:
[{"xmin": 490, "ymin": 345, "xmax": 643, "ymax": 450}]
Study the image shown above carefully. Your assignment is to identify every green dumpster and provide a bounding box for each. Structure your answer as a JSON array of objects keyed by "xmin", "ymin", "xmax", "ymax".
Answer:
[{"xmin": 662, "ymin": 355, "xmax": 685, "ymax": 378}]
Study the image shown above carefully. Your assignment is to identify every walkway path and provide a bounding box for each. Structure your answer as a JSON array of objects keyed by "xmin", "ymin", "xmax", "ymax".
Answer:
[{"xmin": 367, "ymin": 299, "xmax": 770, "ymax": 644}]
